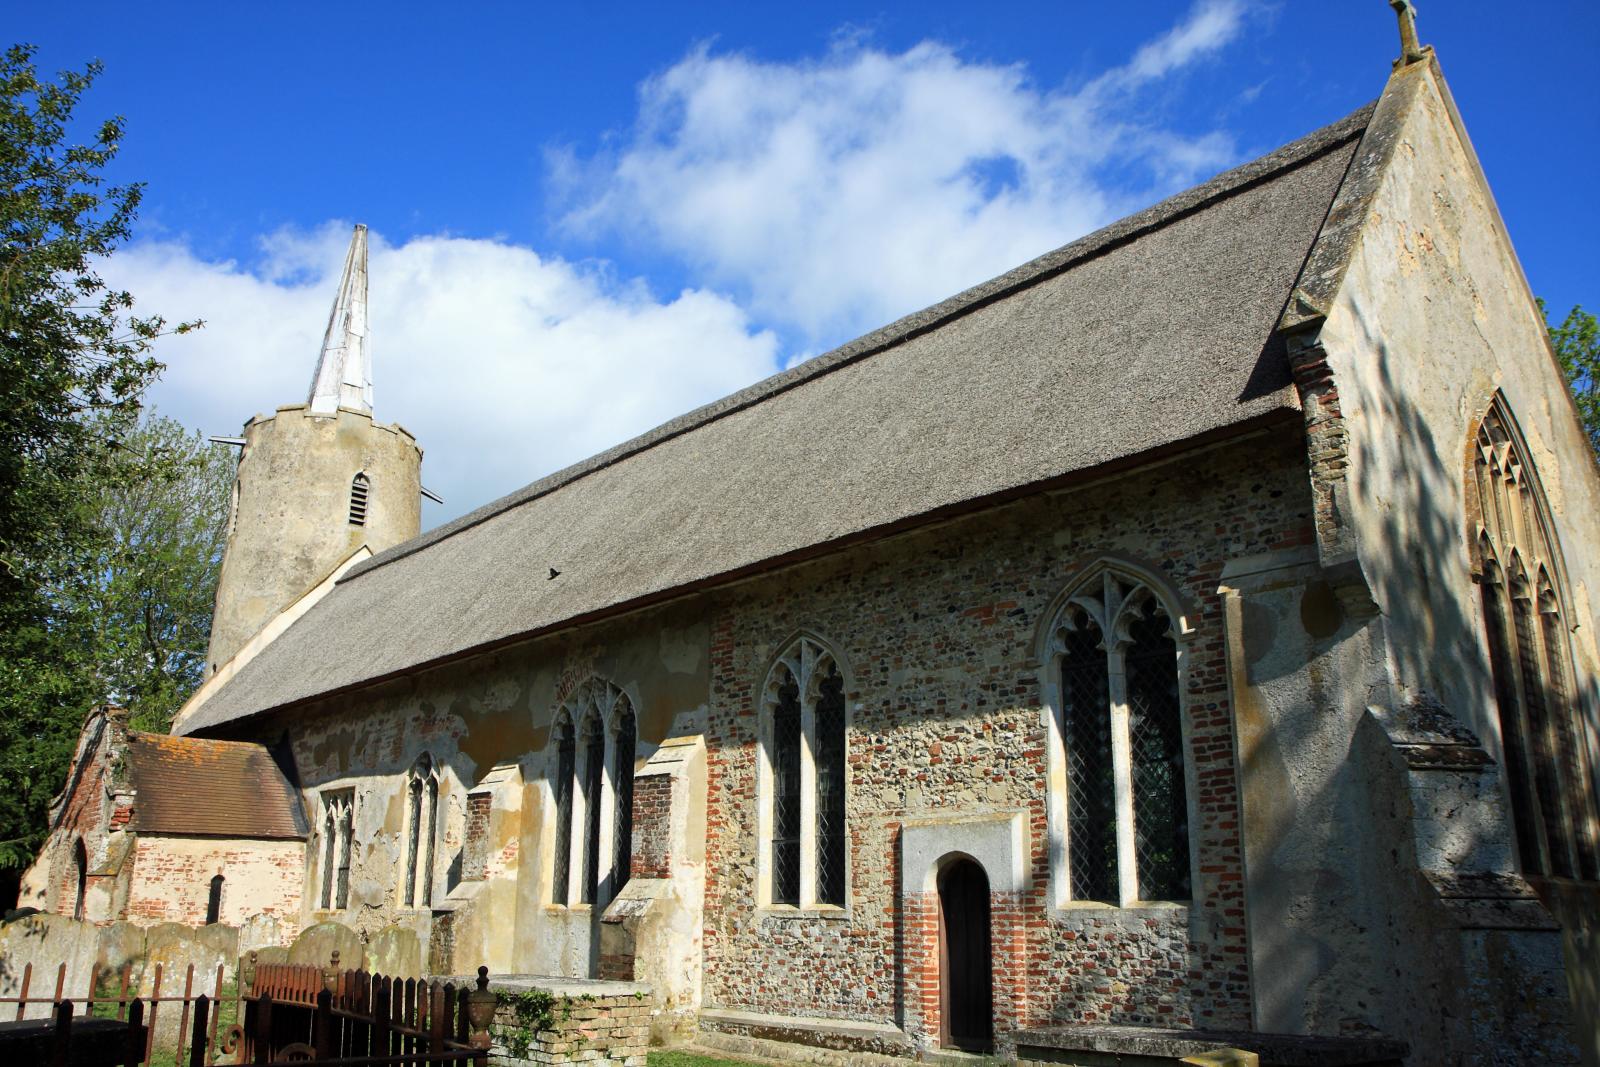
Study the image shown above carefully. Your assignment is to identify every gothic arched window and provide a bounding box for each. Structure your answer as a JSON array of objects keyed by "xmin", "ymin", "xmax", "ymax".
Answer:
[
  {"xmin": 403, "ymin": 754, "xmax": 440, "ymax": 908},
  {"xmin": 549, "ymin": 679, "xmax": 638, "ymax": 908},
  {"xmin": 1044, "ymin": 565, "xmax": 1193, "ymax": 905},
  {"xmin": 318, "ymin": 790, "xmax": 354, "ymax": 910},
  {"xmin": 1469, "ymin": 397, "xmax": 1600, "ymax": 881},
  {"xmin": 759, "ymin": 635, "xmax": 849, "ymax": 909},
  {"xmin": 348, "ymin": 472, "xmax": 370, "ymax": 526}
]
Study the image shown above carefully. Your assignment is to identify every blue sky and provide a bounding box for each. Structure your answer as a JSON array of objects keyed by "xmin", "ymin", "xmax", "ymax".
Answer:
[{"xmin": 13, "ymin": 2, "xmax": 1599, "ymax": 525}]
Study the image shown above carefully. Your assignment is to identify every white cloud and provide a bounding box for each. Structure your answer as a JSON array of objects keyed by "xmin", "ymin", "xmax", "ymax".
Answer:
[
  {"xmin": 107, "ymin": 226, "xmax": 779, "ymax": 526},
  {"xmin": 1110, "ymin": 0, "xmax": 1248, "ymax": 87},
  {"xmin": 558, "ymin": 1, "xmax": 1249, "ymax": 344},
  {"xmin": 106, "ymin": 3, "xmax": 1253, "ymax": 529}
]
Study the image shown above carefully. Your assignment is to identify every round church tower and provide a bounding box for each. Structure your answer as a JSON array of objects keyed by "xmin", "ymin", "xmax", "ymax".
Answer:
[{"xmin": 207, "ymin": 225, "xmax": 423, "ymax": 672}]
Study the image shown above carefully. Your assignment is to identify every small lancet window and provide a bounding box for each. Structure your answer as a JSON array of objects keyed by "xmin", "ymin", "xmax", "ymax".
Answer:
[
  {"xmin": 205, "ymin": 874, "xmax": 224, "ymax": 925},
  {"xmin": 760, "ymin": 635, "xmax": 849, "ymax": 909},
  {"xmin": 1470, "ymin": 397, "xmax": 1600, "ymax": 882},
  {"xmin": 349, "ymin": 471, "xmax": 370, "ymax": 526},
  {"xmin": 403, "ymin": 754, "xmax": 440, "ymax": 908},
  {"xmin": 1045, "ymin": 566, "xmax": 1193, "ymax": 906}
]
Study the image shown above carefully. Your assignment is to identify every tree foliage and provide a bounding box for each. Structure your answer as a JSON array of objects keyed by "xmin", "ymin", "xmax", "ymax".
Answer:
[
  {"xmin": 68, "ymin": 412, "xmax": 233, "ymax": 731},
  {"xmin": 1540, "ymin": 299, "xmax": 1600, "ymax": 458},
  {"xmin": 0, "ymin": 44, "xmax": 206, "ymax": 869}
]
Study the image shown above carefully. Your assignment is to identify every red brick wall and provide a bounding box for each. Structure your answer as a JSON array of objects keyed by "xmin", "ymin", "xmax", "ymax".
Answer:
[
  {"xmin": 51, "ymin": 738, "xmax": 109, "ymax": 916},
  {"xmin": 123, "ymin": 836, "xmax": 303, "ymax": 927},
  {"xmin": 630, "ymin": 774, "xmax": 674, "ymax": 879},
  {"xmin": 463, "ymin": 792, "xmax": 492, "ymax": 881}
]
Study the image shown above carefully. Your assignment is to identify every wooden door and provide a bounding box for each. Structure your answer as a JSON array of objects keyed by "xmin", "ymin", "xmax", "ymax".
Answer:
[{"xmin": 938, "ymin": 857, "xmax": 993, "ymax": 1051}]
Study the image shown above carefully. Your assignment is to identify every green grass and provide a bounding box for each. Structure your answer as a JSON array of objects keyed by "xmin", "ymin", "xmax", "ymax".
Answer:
[
  {"xmin": 649, "ymin": 1051, "xmax": 770, "ymax": 1067},
  {"xmin": 84, "ymin": 978, "xmax": 242, "ymax": 1066}
]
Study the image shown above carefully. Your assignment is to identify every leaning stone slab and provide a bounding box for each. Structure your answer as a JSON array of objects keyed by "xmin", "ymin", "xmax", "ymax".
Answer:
[
  {"xmin": 0, "ymin": 913, "xmax": 101, "ymax": 1018},
  {"xmin": 238, "ymin": 912, "xmax": 286, "ymax": 954},
  {"xmin": 289, "ymin": 920, "xmax": 364, "ymax": 971},
  {"xmin": 141, "ymin": 923, "xmax": 239, "ymax": 1043},
  {"xmin": 96, "ymin": 921, "xmax": 149, "ymax": 983},
  {"xmin": 366, "ymin": 926, "xmax": 422, "ymax": 978}
]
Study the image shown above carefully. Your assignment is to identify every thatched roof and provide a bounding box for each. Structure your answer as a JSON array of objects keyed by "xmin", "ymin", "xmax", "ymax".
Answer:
[{"xmin": 179, "ymin": 103, "xmax": 1371, "ymax": 735}]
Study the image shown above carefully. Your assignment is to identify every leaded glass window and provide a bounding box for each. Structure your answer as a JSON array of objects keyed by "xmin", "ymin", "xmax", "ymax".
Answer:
[
  {"xmin": 1126, "ymin": 596, "xmax": 1190, "ymax": 901},
  {"xmin": 1059, "ymin": 611, "xmax": 1116, "ymax": 903},
  {"xmin": 1470, "ymin": 397, "xmax": 1600, "ymax": 881},
  {"xmin": 1046, "ymin": 567, "xmax": 1193, "ymax": 906},
  {"xmin": 581, "ymin": 714, "xmax": 605, "ymax": 905},
  {"xmin": 815, "ymin": 662, "xmax": 847, "ymax": 907},
  {"xmin": 549, "ymin": 678, "xmax": 639, "ymax": 908},
  {"xmin": 772, "ymin": 665, "xmax": 803, "ymax": 906},
  {"xmin": 612, "ymin": 701, "xmax": 637, "ymax": 892},
  {"xmin": 552, "ymin": 716, "xmax": 575, "ymax": 905},
  {"xmin": 761, "ymin": 635, "xmax": 850, "ymax": 909}
]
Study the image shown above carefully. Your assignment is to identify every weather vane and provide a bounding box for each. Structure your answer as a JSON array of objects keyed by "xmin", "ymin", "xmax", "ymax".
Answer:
[{"xmin": 1389, "ymin": 1, "xmax": 1426, "ymax": 66}]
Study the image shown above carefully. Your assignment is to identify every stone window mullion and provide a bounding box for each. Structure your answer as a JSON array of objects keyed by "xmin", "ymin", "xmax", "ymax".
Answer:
[{"xmin": 1107, "ymin": 642, "xmax": 1138, "ymax": 907}]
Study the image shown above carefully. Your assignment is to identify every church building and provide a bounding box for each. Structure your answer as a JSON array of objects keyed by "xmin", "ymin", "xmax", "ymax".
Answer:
[{"xmin": 27, "ymin": 24, "xmax": 1600, "ymax": 1067}]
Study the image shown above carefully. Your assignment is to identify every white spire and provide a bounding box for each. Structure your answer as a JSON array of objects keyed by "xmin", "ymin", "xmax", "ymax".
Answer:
[{"xmin": 308, "ymin": 224, "xmax": 372, "ymax": 415}]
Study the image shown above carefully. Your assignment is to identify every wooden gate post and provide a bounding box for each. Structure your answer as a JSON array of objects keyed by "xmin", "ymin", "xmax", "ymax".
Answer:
[
  {"xmin": 314, "ymin": 988, "xmax": 335, "ymax": 1058},
  {"xmin": 122, "ymin": 999, "xmax": 146, "ymax": 1067},
  {"xmin": 251, "ymin": 993, "xmax": 272, "ymax": 1066},
  {"xmin": 188, "ymin": 996, "xmax": 210, "ymax": 1067},
  {"xmin": 48, "ymin": 1000, "xmax": 73, "ymax": 1067}
]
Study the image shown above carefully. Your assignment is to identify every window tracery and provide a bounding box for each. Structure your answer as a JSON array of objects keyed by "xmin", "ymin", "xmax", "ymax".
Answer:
[
  {"xmin": 1044, "ymin": 566, "xmax": 1193, "ymax": 905},
  {"xmin": 1470, "ymin": 397, "xmax": 1599, "ymax": 881},
  {"xmin": 549, "ymin": 679, "xmax": 638, "ymax": 907},
  {"xmin": 759, "ymin": 635, "xmax": 849, "ymax": 909}
]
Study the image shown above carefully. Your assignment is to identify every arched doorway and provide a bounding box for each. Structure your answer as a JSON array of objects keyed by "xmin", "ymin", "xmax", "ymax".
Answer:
[{"xmin": 938, "ymin": 856, "xmax": 993, "ymax": 1051}]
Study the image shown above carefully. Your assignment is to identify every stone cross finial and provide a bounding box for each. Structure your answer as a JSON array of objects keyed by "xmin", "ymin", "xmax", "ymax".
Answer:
[
  {"xmin": 307, "ymin": 224, "xmax": 373, "ymax": 416},
  {"xmin": 1389, "ymin": 1, "xmax": 1426, "ymax": 65}
]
